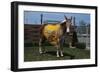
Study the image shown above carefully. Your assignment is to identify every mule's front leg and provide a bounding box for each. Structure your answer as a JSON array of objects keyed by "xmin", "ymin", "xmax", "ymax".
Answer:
[
  {"xmin": 60, "ymin": 49, "xmax": 64, "ymax": 57},
  {"xmin": 60, "ymin": 42, "xmax": 64, "ymax": 57},
  {"xmin": 57, "ymin": 50, "xmax": 59, "ymax": 57},
  {"xmin": 39, "ymin": 39, "xmax": 43, "ymax": 54}
]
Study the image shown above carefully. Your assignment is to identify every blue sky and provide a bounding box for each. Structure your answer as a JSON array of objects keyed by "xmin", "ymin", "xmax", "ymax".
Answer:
[{"xmin": 24, "ymin": 11, "xmax": 90, "ymax": 25}]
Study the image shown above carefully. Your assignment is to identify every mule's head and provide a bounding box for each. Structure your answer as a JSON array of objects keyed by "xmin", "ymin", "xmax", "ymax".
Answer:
[{"xmin": 64, "ymin": 15, "xmax": 73, "ymax": 33}]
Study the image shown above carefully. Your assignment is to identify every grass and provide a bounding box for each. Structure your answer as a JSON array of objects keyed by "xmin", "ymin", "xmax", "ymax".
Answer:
[{"xmin": 24, "ymin": 46, "xmax": 90, "ymax": 62}]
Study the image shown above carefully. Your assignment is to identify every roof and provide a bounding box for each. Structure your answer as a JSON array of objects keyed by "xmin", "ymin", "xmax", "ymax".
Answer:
[{"xmin": 44, "ymin": 20, "xmax": 61, "ymax": 24}]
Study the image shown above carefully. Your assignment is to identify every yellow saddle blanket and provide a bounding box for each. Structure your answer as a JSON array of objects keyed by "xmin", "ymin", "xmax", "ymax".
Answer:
[{"xmin": 43, "ymin": 24, "xmax": 62, "ymax": 44}]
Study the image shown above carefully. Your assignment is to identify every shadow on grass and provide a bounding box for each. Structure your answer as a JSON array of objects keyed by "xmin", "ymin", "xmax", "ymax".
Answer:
[{"xmin": 45, "ymin": 51, "xmax": 75, "ymax": 59}]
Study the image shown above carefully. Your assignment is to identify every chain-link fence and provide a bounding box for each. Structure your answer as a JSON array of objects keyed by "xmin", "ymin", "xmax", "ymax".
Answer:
[{"xmin": 76, "ymin": 25, "xmax": 90, "ymax": 49}]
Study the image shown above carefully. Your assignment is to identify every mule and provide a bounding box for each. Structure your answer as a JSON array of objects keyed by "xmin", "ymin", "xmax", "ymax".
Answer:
[{"xmin": 39, "ymin": 16, "xmax": 72, "ymax": 57}]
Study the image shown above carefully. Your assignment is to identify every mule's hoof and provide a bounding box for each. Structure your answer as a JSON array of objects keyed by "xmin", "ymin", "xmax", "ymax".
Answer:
[
  {"xmin": 70, "ymin": 46, "xmax": 75, "ymax": 48},
  {"xmin": 39, "ymin": 51, "xmax": 43, "ymax": 54},
  {"xmin": 43, "ymin": 51, "xmax": 46, "ymax": 54},
  {"xmin": 57, "ymin": 55, "xmax": 60, "ymax": 57},
  {"xmin": 61, "ymin": 55, "xmax": 64, "ymax": 57}
]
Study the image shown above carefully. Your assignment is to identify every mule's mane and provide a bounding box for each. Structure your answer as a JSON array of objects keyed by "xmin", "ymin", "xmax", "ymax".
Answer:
[{"xmin": 60, "ymin": 20, "xmax": 66, "ymax": 26}]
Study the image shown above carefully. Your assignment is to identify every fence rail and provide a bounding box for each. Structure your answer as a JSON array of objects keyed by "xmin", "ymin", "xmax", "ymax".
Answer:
[{"xmin": 24, "ymin": 24, "xmax": 90, "ymax": 49}]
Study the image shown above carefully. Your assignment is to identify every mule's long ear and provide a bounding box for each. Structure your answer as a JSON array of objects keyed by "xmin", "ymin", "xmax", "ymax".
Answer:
[{"xmin": 64, "ymin": 15, "xmax": 67, "ymax": 20}]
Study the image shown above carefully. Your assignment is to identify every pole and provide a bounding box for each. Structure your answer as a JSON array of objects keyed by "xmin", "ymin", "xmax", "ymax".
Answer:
[{"xmin": 41, "ymin": 14, "xmax": 43, "ymax": 25}]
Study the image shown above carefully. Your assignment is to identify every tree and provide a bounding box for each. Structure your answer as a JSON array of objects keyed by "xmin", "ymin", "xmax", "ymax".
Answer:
[
  {"xmin": 87, "ymin": 23, "xmax": 90, "ymax": 34},
  {"xmin": 79, "ymin": 20, "xmax": 86, "ymax": 34}
]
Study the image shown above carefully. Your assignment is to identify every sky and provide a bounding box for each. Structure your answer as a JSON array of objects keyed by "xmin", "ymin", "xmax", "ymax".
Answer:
[{"xmin": 24, "ymin": 11, "xmax": 90, "ymax": 25}]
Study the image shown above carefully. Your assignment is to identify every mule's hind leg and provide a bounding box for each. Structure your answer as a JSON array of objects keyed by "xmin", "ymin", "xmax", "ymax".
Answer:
[
  {"xmin": 39, "ymin": 39, "xmax": 43, "ymax": 54},
  {"xmin": 56, "ymin": 45, "xmax": 60, "ymax": 57}
]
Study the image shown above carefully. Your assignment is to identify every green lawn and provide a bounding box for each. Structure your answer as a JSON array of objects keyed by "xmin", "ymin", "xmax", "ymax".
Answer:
[{"xmin": 24, "ymin": 46, "xmax": 90, "ymax": 62}]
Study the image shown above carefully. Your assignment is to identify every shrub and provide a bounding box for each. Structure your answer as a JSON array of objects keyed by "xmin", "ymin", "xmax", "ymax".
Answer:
[
  {"xmin": 63, "ymin": 43, "xmax": 69, "ymax": 47},
  {"xmin": 24, "ymin": 42, "xmax": 33, "ymax": 47},
  {"xmin": 75, "ymin": 43, "xmax": 86, "ymax": 49},
  {"xmin": 32, "ymin": 42, "xmax": 40, "ymax": 46},
  {"xmin": 42, "ymin": 42, "xmax": 52, "ymax": 46},
  {"xmin": 24, "ymin": 42, "xmax": 39, "ymax": 47}
]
